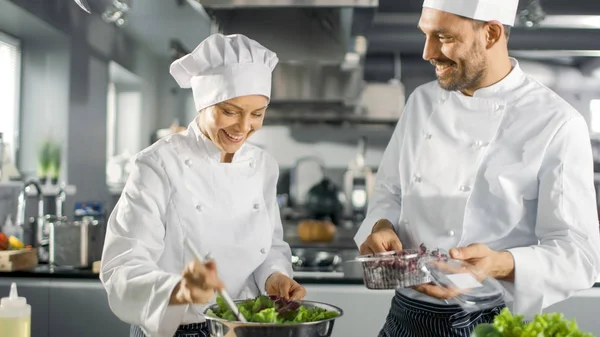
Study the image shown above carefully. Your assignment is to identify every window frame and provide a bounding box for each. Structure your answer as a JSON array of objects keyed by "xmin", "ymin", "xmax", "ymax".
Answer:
[{"xmin": 0, "ymin": 30, "xmax": 22, "ymax": 166}]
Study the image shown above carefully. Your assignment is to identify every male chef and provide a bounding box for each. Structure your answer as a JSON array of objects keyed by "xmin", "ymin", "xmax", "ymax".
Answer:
[{"xmin": 354, "ymin": 0, "xmax": 600, "ymax": 336}]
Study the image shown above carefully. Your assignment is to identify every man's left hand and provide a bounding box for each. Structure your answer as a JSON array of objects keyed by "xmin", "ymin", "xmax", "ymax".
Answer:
[
  {"xmin": 412, "ymin": 243, "xmax": 515, "ymax": 300},
  {"xmin": 449, "ymin": 243, "xmax": 515, "ymax": 281},
  {"xmin": 265, "ymin": 272, "xmax": 307, "ymax": 300}
]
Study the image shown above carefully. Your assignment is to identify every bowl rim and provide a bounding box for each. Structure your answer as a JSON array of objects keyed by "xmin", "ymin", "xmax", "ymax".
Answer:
[{"xmin": 202, "ymin": 299, "xmax": 344, "ymax": 327}]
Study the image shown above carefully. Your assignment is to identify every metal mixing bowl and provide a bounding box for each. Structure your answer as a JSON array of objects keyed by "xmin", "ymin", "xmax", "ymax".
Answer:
[{"xmin": 203, "ymin": 300, "xmax": 344, "ymax": 337}]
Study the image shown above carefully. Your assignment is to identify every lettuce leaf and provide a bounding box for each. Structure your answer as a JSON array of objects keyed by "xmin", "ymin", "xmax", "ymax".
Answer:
[{"xmin": 211, "ymin": 294, "xmax": 339, "ymax": 324}]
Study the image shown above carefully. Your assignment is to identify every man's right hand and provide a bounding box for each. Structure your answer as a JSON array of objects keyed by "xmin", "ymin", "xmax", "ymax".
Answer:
[
  {"xmin": 359, "ymin": 219, "xmax": 403, "ymax": 255},
  {"xmin": 169, "ymin": 260, "xmax": 224, "ymax": 305}
]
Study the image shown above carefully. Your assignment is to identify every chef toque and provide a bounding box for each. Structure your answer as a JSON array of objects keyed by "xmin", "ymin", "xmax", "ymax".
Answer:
[
  {"xmin": 422, "ymin": 0, "xmax": 520, "ymax": 27},
  {"xmin": 170, "ymin": 33, "xmax": 279, "ymax": 112}
]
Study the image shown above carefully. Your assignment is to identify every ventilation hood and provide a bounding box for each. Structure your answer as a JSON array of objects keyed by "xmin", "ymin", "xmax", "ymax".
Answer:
[{"xmin": 190, "ymin": 0, "xmax": 378, "ymax": 110}]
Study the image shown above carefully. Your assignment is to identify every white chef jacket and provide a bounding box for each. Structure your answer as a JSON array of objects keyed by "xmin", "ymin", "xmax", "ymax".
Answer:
[
  {"xmin": 100, "ymin": 117, "xmax": 293, "ymax": 337},
  {"xmin": 354, "ymin": 58, "xmax": 600, "ymax": 317}
]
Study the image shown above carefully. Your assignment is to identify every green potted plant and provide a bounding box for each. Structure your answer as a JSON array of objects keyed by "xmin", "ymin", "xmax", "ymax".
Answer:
[
  {"xmin": 37, "ymin": 140, "xmax": 53, "ymax": 184},
  {"xmin": 48, "ymin": 143, "xmax": 61, "ymax": 185}
]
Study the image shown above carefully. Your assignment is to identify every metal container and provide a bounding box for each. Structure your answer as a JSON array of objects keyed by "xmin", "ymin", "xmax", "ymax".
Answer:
[
  {"xmin": 291, "ymin": 248, "xmax": 342, "ymax": 272},
  {"xmin": 52, "ymin": 217, "xmax": 104, "ymax": 268},
  {"xmin": 203, "ymin": 300, "xmax": 344, "ymax": 337}
]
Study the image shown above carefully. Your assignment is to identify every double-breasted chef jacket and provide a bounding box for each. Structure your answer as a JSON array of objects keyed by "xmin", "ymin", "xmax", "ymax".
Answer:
[
  {"xmin": 100, "ymin": 117, "xmax": 293, "ymax": 337},
  {"xmin": 354, "ymin": 58, "xmax": 600, "ymax": 318}
]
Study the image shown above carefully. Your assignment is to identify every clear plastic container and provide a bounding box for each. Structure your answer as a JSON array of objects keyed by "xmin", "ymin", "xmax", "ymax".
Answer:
[
  {"xmin": 419, "ymin": 258, "xmax": 512, "ymax": 313},
  {"xmin": 353, "ymin": 245, "xmax": 449, "ymax": 289},
  {"xmin": 0, "ymin": 282, "xmax": 31, "ymax": 337}
]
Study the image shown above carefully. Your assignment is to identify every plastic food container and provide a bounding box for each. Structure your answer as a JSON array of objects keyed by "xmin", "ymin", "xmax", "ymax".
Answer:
[
  {"xmin": 353, "ymin": 244, "xmax": 449, "ymax": 289},
  {"xmin": 419, "ymin": 258, "xmax": 510, "ymax": 313}
]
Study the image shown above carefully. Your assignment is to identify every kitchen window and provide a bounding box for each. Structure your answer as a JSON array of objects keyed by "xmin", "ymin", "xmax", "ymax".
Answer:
[{"xmin": 0, "ymin": 31, "xmax": 21, "ymax": 164}]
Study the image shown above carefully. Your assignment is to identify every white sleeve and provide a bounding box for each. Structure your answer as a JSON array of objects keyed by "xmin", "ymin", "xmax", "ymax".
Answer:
[
  {"xmin": 100, "ymin": 151, "xmax": 187, "ymax": 337},
  {"xmin": 507, "ymin": 116, "xmax": 600, "ymax": 317},
  {"xmin": 253, "ymin": 157, "xmax": 294, "ymax": 293},
  {"xmin": 353, "ymin": 97, "xmax": 412, "ymax": 248}
]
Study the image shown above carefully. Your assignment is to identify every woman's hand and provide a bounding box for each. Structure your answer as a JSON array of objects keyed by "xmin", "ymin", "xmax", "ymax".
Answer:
[
  {"xmin": 265, "ymin": 272, "xmax": 307, "ymax": 300},
  {"xmin": 170, "ymin": 260, "xmax": 224, "ymax": 305}
]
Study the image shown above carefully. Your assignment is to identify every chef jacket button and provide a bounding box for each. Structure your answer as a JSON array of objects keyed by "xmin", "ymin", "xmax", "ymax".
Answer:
[
  {"xmin": 423, "ymin": 132, "xmax": 432, "ymax": 140},
  {"xmin": 448, "ymin": 230, "xmax": 455, "ymax": 237},
  {"xmin": 185, "ymin": 159, "xmax": 192, "ymax": 167},
  {"xmin": 253, "ymin": 203, "xmax": 260, "ymax": 210},
  {"xmin": 413, "ymin": 174, "xmax": 422, "ymax": 183},
  {"xmin": 260, "ymin": 248, "xmax": 267, "ymax": 254},
  {"xmin": 459, "ymin": 185, "xmax": 471, "ymax": 192},
  {"xmin": 196, "ymin": 205, "xmax": 203, "ymax": 212},
  {"xmin": 472, "ymin": 140, "xmax": 483, "ymax": 148}
]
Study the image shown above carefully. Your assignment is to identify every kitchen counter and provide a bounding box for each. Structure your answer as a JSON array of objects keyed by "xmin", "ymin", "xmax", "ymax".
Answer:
[
  {"xmin": 1, "ymin": 268, "xmax": 600, "ymax": 337},
  {"xmin": 0, "ymin": 265, "xmax": 366, "ymax": 285},
  {"xmin": 2, "ymin": 266, "xmax": 600, "ymax": 286}
]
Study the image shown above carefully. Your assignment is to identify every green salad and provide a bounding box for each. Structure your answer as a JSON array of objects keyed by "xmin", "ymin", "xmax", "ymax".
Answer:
[
  {"xmin": 471, "ymin": 308, "xmax": 594, "ymax": 337},
  {"xmin": 207, "ymin": 295, "xmax": 340, "ymax": 324}
]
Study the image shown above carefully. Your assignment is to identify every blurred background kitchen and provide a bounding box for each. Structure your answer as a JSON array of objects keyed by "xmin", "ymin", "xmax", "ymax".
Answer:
[{"xmin": 1, "ymin": 0, "xmax": 600, "ymax": 336}]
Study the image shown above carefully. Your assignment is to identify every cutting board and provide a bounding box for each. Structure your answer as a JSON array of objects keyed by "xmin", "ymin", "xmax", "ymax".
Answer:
[{"xmin": 0, "ymin": 248, "xmax": 38, "ymax": 271}]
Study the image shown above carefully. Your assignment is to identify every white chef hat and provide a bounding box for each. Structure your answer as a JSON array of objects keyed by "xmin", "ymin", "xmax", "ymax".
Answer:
[
  {"xmin": 422, "ymin": 0, "xmax": 520, "ymax": 27},
  {"xmin": 169, "ymin": 33, "xmax": 279, "ymax": 112}
]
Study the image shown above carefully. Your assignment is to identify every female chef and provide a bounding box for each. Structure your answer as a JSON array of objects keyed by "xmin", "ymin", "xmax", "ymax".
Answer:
[{"xmin": 99, "ymin": 33, "xmax": 306, "ymax": 337}]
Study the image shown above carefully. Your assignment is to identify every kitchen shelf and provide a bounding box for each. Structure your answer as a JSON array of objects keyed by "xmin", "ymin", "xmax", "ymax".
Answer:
[
  {"xmin": 0, "ymin": 181, "xmax": 76, "ymax": 197},
  {"xmin": 26, "ymin": 184, "xmax": 77, "ymax": 197}
]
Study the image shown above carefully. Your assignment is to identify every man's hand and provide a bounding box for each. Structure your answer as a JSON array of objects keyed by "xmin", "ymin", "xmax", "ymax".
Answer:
[
  {"xmin": 449, "ymin": 243, "xmax": 515, "ymax": 281},
  {"xmin": 170, "ymin": 260, "xmax": 224, "ymax": 305},
  {"xmin": 359, "ymin": 219, "xmax": 403, "ymax": 255},
  {"xmin": 412, "ymin": 243, "xmax": 515, "ymax": 300},
  {"xmin": 265, "ymin": 272, "xmax": 307, "ymax": 300}
]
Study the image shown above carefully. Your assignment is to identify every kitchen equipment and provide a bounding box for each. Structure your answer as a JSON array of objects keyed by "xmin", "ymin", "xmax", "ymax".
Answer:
[
  {"xmin": 203, "ymin": 300, "xmax": 343, "ymax": 337},
  {"xmin": 52, "ymin": 216, "xmax": 103, "ymax": 269},
  {"xmin": 183, "ymin": 238, "xmax": 247, "ymax": 323},
  {"xmin": 291, "ymin": 248, "xmax": 342, "ymax": 272},
  {"xmin": 289, "ymin": 156, "xmax": 325, "ymax": 207},
  {"xmin": 16, "ymin": 180, "xmax": 47, "ymax": 261},
  {"xmin": 304, "ymin": 178, "xmax": 344, "ymax": 225},
  {"xmin": 343, "ymin": 137, "xmax": 375, "ymax": 223},
  {"xmin": 0, "ymin": 283, "xmax": 31, "ymax": 337}
]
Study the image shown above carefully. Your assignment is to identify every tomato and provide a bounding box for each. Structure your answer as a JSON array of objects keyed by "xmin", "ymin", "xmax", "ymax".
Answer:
[{"xmin": 0, "ymin": 233, "xmax": 8, "ymax": 250}]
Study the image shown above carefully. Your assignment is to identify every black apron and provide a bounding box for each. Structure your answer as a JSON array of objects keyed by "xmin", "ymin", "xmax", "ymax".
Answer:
[
  {"xmin": 378, "ymin": 290, "xmax": 505, "ymax": 337},
  {"xmin": 130, "ymin": 323, "xmax": 210, "ymax": 337}
]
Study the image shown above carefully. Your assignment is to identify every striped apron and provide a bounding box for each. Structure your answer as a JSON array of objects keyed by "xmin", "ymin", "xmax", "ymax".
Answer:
[
  {"xmin": 130, "ymin": 323, "xmax": 210, "ymax": 337},
  {"xmin": 378, "ymin": 291, "xmax": 505, "ymax": 337}
]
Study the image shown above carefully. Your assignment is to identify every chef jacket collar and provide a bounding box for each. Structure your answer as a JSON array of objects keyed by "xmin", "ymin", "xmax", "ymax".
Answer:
[
  {"xmin": 462, "ymin": 57, "xmax": 525, "ymax": 99},
  {"xmin": 188, "ymin": 116, "xmax": 254, "ymax": 163}
]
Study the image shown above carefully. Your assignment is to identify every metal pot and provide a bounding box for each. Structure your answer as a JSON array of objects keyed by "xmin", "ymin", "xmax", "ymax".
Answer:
[
  {"xmin": 291, "ymin": 248, "xmax": 342, "ymax": 271},
  {"xmin": 203, "ymin": 300, "xmax": 344, "ymax": 337}
]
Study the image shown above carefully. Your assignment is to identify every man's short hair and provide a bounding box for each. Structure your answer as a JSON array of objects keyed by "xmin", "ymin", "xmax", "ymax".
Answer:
[{"xmin": 471, "ymin": 20, "xmax": 511, "ymax": 41}]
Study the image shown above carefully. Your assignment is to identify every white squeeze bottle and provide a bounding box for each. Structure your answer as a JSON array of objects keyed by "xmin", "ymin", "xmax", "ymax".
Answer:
[{"xmin": 0, "ymin": 283, "xmax": 31, "ymax": 337}]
